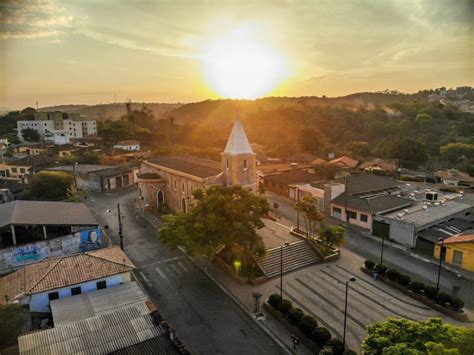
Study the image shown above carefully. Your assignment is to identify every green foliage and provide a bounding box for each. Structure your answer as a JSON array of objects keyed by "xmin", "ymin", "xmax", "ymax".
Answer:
[
  {"xmin": 21, "ymin": 128, "xmax": 40, "ymax": 142},
  {"xmin": 450, "ymin": 297, "xmax": 464, "ymax": 311},
  {"xmin": 416, "ymin": 113, "xmax": 432, "ymax": 123},
  {"xmin": 363, "ymin": 317, "xmax": 474, "ymax": 355},
  {"xmin": 319, "ymin": 346, "xmax": 334, "ymax": 355},
  {"xmin": 437, "ymin": 292, "xmax": 453, "ymax": 307},
  {"xmin": 364, "ymin": 259, "xmax": 375, "ymax": 269},
  {"xmin": 287, "ymin": 307, "xmax": 304, "ymax": 324},
  {"xmin": 28, "ymin": 171, "xmax": 74, "ymax": 200},
  {"xmin": 0, "ymin": 304, "xmax": 27, "ymax": 349},
  {"xmin": 440, "ymin": 143, "xmax": 474, "ymax": 163},
  {"xmin": 59, "ymin": 151, "xmax": 101, "ymax": 165},
  {"xmin": 374, "ymin": 263, "xmax": 387, "ymax": 275},
  {"xmin": 325, "ymin": 338, "xmax": 345, "ymax": 355},
  {"xmin": 347, "ymin": 141, "xmax": 371, "ymax": 158},
  {"xmin": 408, "ymin": 281, "xmax": 425, "ymax": 294},
  {"xmin": 268, "ymin": 294, "xmax": 282, "ymax": 308},
  {"xmin": 397, "ymin": 273, "xmax": 411, "ymax": 286},
  {"xmin": 424, "ymin": 286, "xmax": 438, "ymax": 300},
  {"xmin": 311, "ymin": 327, "xmax": 332, "ymax": 345},
  {"xmin": 298, "ymin": 315, "xmax": 318, "ymax": 337},
  {"xmin": 318, "ymin": 225, "xmax": 345, "ymax": 249},
  {"xmin": 279, "ymin": 299, "xmax": 292, "ymax": 314},
  {"xmin": 159, "ymin": 185, "xmax": 269, "ymax": 274},
  {"xmin": 386, "ymin": 268, "xmax": 400, "ymax": 281},
  {"xmin": 300, "ymin": 128, "xmax": 322, "ymax": 154},
  {"xmin": 388, "ymin": 138, "xmax": 428, "ymax": 167},
  {"xmin": 295, "ymin": 195, "xmax": 323, "ymax": 239}
]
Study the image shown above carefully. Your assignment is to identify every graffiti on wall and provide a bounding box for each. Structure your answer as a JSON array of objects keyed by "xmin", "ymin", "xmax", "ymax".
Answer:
[
  {"xmin": 13, "ymin": 245, "xmax": 41, "ymax": 263},
  {"xmin": 78, "ymin": 228, "xmax": 102, "ymax": 252}
]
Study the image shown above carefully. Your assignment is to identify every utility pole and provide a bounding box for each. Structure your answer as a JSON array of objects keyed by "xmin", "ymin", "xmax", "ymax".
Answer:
[{"xmin": 117, "ymin": 203, "xmax": 123, "ymax": 250}]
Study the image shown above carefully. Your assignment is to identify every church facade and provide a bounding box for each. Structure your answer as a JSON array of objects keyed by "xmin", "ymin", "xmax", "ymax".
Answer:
[{"xmin": 137, "ymin": 119, "xmax": 256, "ymax": 212}]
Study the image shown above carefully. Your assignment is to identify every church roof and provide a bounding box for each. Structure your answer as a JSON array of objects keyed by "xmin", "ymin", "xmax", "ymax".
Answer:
[
  {"xmin": 223, "ymin": 120, "xmax": 254, "ymax": 155},
  {"xmin": 147, "ymin": 156, "xmax": 221, "ymax": 178}
]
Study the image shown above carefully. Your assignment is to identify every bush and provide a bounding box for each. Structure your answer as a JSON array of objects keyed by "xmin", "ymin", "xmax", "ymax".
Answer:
[
  {"xmin": 424, "ymin": 286, "xmax": 438, "ymax": 299},
  {"xmin": 450, "ymin": 297, "xmax": 464, "ymax": 311},
  {"xmin": 343, "ymin": 351, "xmax": 357, "ymax": 355},
  {"xmin": 398, "ymin": 273, "xmax": 411, "ymax": 287},
  {"xmin": 386, "ymin": 268, "xmax": 400, "ymax": 281},
  {"xmin": 268, "ymin": 294, "xmax": 282, "ymax": 308},
  {"xmin": 364, "ymin": 259, "xmax": 375, "ymax": 269},
  {"xmin": 298, "ymin": 315, "xmax": 318, "ymax": 337},
  {"xmin": 374, "ymin": 263, "xmax": 388, "ymax": 275},
  {"xmin": 279, "ymin": 299, "xmax": 292, "ymax": 314},
  {"xmin": 438, "ymin": 292, "xmax": 453, "ymax": 307},
  {"xmin": 408, "ymin": 281, "xmax": 425, "ymax": 294},
  {"xmin": 287, "ymin": 307, "xmax": 304, "ymax": 324},
  {"xmin": 326, "ymin": 338, "xmax": 345, "ymax": 355},
  {"xmin": 311, "ymin": 327, "xmax": 331, "ymax": 345},
  {"xmin": 319, "ymin": 346, "xmax": 334, "ymax": 355}
]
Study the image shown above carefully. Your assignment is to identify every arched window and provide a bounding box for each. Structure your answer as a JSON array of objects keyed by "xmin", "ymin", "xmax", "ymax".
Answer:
[
  {"xmin": 243, "ymin": 159, "xmax": 248, "ymax": 170},
  {"xmin": 226, "ymin": 159, "xmax": 229, "ymax": 169},
  {"xmin": 182, "ymin": 198, "xmax": 187, "ymax": 213}
]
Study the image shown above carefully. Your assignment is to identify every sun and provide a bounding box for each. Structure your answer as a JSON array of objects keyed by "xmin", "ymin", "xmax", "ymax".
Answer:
[{"xmin": 201, "ymin": 31, "xmax": 288, "ymax": 99}]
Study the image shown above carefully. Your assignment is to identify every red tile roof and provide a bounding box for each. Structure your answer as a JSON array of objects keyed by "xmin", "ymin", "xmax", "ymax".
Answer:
[
  {"xmin": 440, "ymin": 233, "xmax": 474, "ymax": 245},
  {"xmin": 0, "ymin": 247, "xmax": 134, "ymax": 303},
  {"xmin": 327, "ymin": 156, "xmax": 359, "ymax": 168}
]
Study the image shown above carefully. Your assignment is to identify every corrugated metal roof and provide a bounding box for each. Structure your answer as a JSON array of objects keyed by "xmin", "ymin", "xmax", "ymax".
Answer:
[
  {"xmin": 19, "ymin": 301, "xmax": 167, "ymax": 354},
  {"xmin": 51, "ymin": 282, "xmax": 148, "ymax": 326}
]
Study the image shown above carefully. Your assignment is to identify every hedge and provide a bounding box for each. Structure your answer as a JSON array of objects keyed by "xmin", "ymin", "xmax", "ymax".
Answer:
[
  {"xmin": 438, "ymin": 292, "xmax": 452, "ymax": 306},
  {"xmin": 326, "ymin": 338, "xmax": 345, "ymax": 355},
  {"xmin": 386, "ymin": 268, "xmax": 400, "ymax": 281},
  {"xmin": 287, "ymin": 307, "xmax": 304, "ymax": 324},
  {"xmin": 397, "ymin": 273, "xmax": 411, "ymax": 287},
  {"xmin": 279, "ymin": 299, "xmax": 292, "ymax": 314},
  {"xmin": 408, "ymin": 281, "xmax": 425, "ymax": 294},
  {"xmin": 268, "ymin": 294, "xmax": 282, "ymax": 308},
  {"xmin": 424, "ymin": 286, "xmax": 438, "ymax": 299},
  {"xmin": 364, "ymin": 259, "xmax": 375, "ymax": 269},
  {"xmin": 319, "ymin": 346, "xmax": 334, "ymax": 355},
  {"xmin": 451, "ymin": 297, "xmax": 464, "ymax": 311},
  {"xmin": 311, "ymin": 327, "xmax": 331, "ymax": 345},
  {"xmin": 374, "ymin": 263, "xmax": 388, "ymax": 275},
  {"xmin": 298, "ymin": 315, "xmax": 318, "ymax": 337}
]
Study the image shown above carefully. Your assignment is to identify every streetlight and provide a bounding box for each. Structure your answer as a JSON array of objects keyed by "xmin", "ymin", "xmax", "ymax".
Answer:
[
  {"xmin": 73, "ymin": 161, "xmax": 79, "ymax": 189},
  {"xmin": 436, "ymin": 238, "xmax": 445, "ymax": 295},
  {"xmin": 107, "ymin": 203, "xmax": 124, "ymax": 250},
  {"xmin": 379, "ymin": 218, "xmax": 385, "ymax": 265},
  {"xmin": 280, "ymin": 242, "xmax": 291, "ymax": 300},
  {"xmin": 343, "ymin": 276, "xmax": 356, "ymax": 350}
]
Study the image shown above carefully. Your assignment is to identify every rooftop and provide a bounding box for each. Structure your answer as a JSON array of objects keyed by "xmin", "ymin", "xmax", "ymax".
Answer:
[
  {"xmin": 265, "ymin": 169, "xmax": 322, "ymax": 185},
  {"xmin": 442, "ymin": 231, "xmax": 474, "ymax": 245},
  {"xmin": 332, "ymin": 193, "xmax": 412, "ymax": 214},
  {"xmin": 359, "ymin": 158, "xmax": 397, "ymax": 172},
  {"xmin": 48, "ymin": 164, "xmax": 118, "ymax": 173},
  {"xmin": 312, "ymin": 173, "xmax": 401, "ymax": 196},
  {"xmin": 418, "ymin": 219, "xmax": 474, "ymax": 244},
  {"xmin": 7, "ymin": 154, "xmax": 57, "ymax": 167},
  {"xmin": 0, "ymin": 178, "xmax": 27, "ymax": 193},
  {"xmin": 223, "ymin": 119, "xmax": 254, "ymax": 155},
  {"xmin": 147, "ymin": 155, "xmax": 221, "ymax": 178},
  {"xmin": 115, "ymin": 140, "xmax": 141, "ymax": 145},
  {"xmin": 327, "ymin": 156, "xmax": 359, "ymax": 168},
  {"xmin": 435, "ymin": 169, "xmax": 474, "ymax": 182},
  {"xmin": 0, "ymin": 200, "xmax": 97, "ymax": 227},
  {"xmin": 0, "ymin": 247, "xmax": 134, "ymax": 302}
]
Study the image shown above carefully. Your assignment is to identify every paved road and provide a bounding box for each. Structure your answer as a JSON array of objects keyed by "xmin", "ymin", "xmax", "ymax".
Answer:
[
  {"xmin": 264, "ymin": 192, "xmax": 474, "ymax": 311},
  {"xmin": 86, "ymin": 187, "xmax": 287, "ymax": 355}
]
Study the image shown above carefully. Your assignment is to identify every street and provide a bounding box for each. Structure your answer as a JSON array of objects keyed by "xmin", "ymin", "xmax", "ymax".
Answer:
[
  {"xmin": 264, "ymin": 191, "xmax": 474, "ymax": 311},
  {"xmin": 85, "ymin": 187, "xmax": 287, "ymax": 355}
]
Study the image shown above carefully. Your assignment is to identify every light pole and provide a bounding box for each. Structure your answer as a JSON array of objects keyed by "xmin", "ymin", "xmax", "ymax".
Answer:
[
  {"xmin": 280, "ymin": 242, "xmax": 291, "ymax": 300},
  {"xmin": 436, "ymin": 238, "xmax": 445, "ymax": 295},
  {"xmin": 343, "ymin": 276, "xmax": 356, "ymax": 350},
  {"xmin": 107, "ymin": 204, "xmax": 124, "ymax": 250},
  {"xmin": 379, "ymin": 218, "xmax": 385, "ymax": 265},
  {"xmin": 73, "ymin": 161, "xmax": 78, "ymax": 189}
]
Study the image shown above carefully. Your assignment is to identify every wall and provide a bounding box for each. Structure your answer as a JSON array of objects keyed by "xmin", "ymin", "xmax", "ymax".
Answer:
[
  {"xmin": 0, "ymin": 228, "xmax": 103, "ymax": 273},
  {"xmin": 29, "ymin": 273, "xmax": 128, "ymax": 313},
  {"xmin": 434, "ymin": 242, "xmax": 474, "ymax": 272},
  {"xmin": 331, "ymin": 203, "xmax": 373, "ymax": 231},
  {"xmin": 388, "ymin": 219, "xmax": 416, "ymax": 247}
]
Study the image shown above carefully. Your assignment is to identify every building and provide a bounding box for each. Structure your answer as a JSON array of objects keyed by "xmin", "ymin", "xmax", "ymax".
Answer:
[
  {"xmin": 0, "ymin": 200, "xmax": 102, "ymax": 271},
  {"xmin": 264, "ymin": 170, "xmax": 321, "ymax": 197},
  {"xmin": 435, "ymin": 169, "xmax": 474, "ymax": 188},
  {"xmin": 434, "ymin": 231, "xmax": 474, "ymax": 272},
  {"xmin": 0, "ymin": 154, "xmax": 57, "ymax": 182},
  {"xmin": 0, "ymin": 246, "xmax": 134, "ymax": 313},
  {"xmin": 326, "ymin": 156, "xmax": 359, "ymax": 170},
  {"xmin": 288, "ymin": 152, "xmax": 317, "ymax": 163},
  {"xmin": 138, "ymin": 119, "xmax": 256, "ymax": 212},
  {"xmin": 44, "ymin": 129, "xmax": 70, "ymax": 145},
  {"xmin": 0, "ymin": 178, "xmax": 27, "ymax": 201},
  {"xmin": 48, "ymin": 164, "xmax": 137, "ymax": 192},
  {"xmin": 359, "ymin": 158, "xmax": 397, "ymax": 175},
  {"xmin": 114, "ymin": 140, "xmax": 141, "ymax": 152},
  {"xmin": 17, "ymin": 111, "xmax": 97, "ymax": 142}
]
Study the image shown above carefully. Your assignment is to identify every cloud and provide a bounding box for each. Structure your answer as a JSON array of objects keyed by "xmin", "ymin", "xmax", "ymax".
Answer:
[{"xmin": 0, "ymin": 0, "xmax": 72, "ymax": 40}]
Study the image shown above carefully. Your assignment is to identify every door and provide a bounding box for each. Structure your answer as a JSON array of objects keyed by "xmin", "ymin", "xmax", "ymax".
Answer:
[
  {"xmin": 453, "ymin": 250, "xmax": 463, "ymax": 267},
  {"xmin": 157, "ymin": 190, "xmax": 164, "ymax": 211},
  {"xmin": 115, "ymin": 176, "xmax": 122, "ymax": 188}
]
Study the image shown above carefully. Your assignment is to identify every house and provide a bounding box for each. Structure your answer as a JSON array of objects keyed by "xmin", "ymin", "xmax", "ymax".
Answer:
[
  {"xmin": 138, "ymin": 119, "xmax": 256, "ymax": 212},
  {"xmin": 264, "ymin": 170, "xmax": 322, "ymax": 197},
  {"xmin": 0, "ymin": 200, "xmax": 102, "ymax": 271},
  {"xmin": 48, "ymin": 164, "xmax": 137, "ymax": 192},
  {"xmin": 434, "ymin": 231, "xmax": 474, "ymax": 272},
  {"xmin": 54, "ymin": 143, "xmax": 82, "ymax": 157},
  {"xmin": 0, "ymin": 154, "xmax": 57, "ymax": 182},
  {"xmin": 311, "ymin": 157, "xmax": 326, "ymax": 166},
  {"xmin": 326, "ymin": 156, "xmax": 359, "ymax": 170},
  {"xmin": 288, "ymin": 152, "xmax": 317, "ymax": 163},
  {"xmin": 44, "ymin": 129, "xmax": 70, "ymax": 145},
  {"xmin": 359, "ymin": 158, "xmax": 397, "ymax": 175},
  {"xmin": 435, "ymin": 169, "xmax": 474, "ymax": 188},
  {"xmin": 0, "ymin": 246, "xmax": 134, "ymax": 312},
  {"xmin": 0, "ymin": 178, "xmax": 27, "ymax": 201},
  {"xmin": 114, "ymin": 140, "xmax": 141, "ymax": 152}
]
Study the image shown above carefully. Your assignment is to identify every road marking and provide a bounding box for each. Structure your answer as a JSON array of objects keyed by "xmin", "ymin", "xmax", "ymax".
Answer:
[
  {"xmin": 139, "ymin": 271, "xmax": 152, "ymax": 287},
  {"xmin": 178, "ymin": 261, "xmax": 189, "ymax": 273},
  {"xmin": 170, "ymin": 263, "xmax": 183, "ymax": 276},
  {"xmin": 141, "ymin": 256, "xmax": 184, "ymax": 269},
  {"xmin": 155, "ymin": 266, "xmax": 168, "ymax": 280}
]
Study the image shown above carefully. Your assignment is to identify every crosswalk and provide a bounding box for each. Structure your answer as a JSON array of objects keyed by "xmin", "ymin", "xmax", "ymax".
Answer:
[{"xmin": 141, "ymin": 256, "xmax": 194, "ymax": 284}]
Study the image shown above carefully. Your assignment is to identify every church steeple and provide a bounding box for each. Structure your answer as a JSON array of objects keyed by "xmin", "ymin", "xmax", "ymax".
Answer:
[{"xmin": 221, "ymin": 118, "xmax": 256, "ymax": 191}]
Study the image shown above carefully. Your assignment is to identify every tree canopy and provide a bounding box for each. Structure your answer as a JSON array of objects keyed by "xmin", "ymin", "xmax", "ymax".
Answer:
[
  {"xmin": 27, "ymin": 171, "xmax": 74, "ymax": 200},
  {"xmin": 21, "ymin": 128, "xmax": 40, "ymax": 142},
  {"xmin": 295, "ymin": 195, "xmax": 324, "ymax": 238},
  {"xmin": 0, "ymin": 304, "xmax": 27, "ymax": 349},
  {"xmin": 363, "ymin": 317, "xmax": 474, "ymax": 355}
]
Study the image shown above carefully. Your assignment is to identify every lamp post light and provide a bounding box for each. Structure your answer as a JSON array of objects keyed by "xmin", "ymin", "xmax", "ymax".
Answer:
[
  {"xmin": 343, "ymin": 276, "xmax": 356, "ymax": 350},
  {"xmin": 73, "ymin": 161, "xmax": 79, "ymax": 189},
  {"xmin": 107, "ymin": 204, "xmax": 124, "ymax": 250},
  {"xmin": 436, "ymin": 238, "xmax": 445, "ymax": 295},
  {"xmin": 379, "ymin": 218, "xmax": 385, "ymax": 265},
  {"xmin": 280, "ymin": 242, "xmax": 291, "ymax": 300}
]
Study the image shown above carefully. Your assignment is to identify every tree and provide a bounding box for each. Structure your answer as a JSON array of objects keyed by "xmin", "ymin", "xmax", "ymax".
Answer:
[
  {"xmin": 0, "ymin": 304, "xmax": 27, "ymax": 349},
  {"xmin": 159, "ymin": 185, "xmax": 269, "ymax": 273},
  {"xmin": 347, "ymin": 141, "xmax": 371, "ymax": 159},
  {"xmin": 363, "ymin": 317, "xmax": 474, "ymax": 355},
  {"xmin": 300, "ymin": 128, "xmax": 322, "ymax": 154},
  {"xmin": 318, "ymin": 225, "xmax": 345, "ymax": 249},
  {"xmin": 21, "ymin": 128, "xmax": 40, "ymax": 142},
  {"xmin": 388, "ymin": 138, "xmax": 428, "ymax": 167},
  {"xmin": 440, "ymin": 143, "xmax": 474, "ymax": 163},
  {"xmin": 416, "ymin": 113, "xmax": 433, "ymax": 124},
  {"xmin": 28, "ymin": 171, "xmax": 74, "ymax": 200},
  {"xmin": 295, "ymin": 195, "xmax": 323, "ymax": 238}
]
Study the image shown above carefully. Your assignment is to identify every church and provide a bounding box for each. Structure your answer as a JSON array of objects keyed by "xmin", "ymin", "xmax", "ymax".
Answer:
[{"xmin": 137, "ymin": 119, "xmax": 256, "ymax": 212}]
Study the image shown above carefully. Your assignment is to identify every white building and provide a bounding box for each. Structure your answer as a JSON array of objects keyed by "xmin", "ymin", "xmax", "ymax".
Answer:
[
  {"xmin": 113, "ymin": 140, "xmax": 141, "ymax": 151},
  {"xmin": 44, "ymin": 130, "xmax": 70, "ymax": 145}
]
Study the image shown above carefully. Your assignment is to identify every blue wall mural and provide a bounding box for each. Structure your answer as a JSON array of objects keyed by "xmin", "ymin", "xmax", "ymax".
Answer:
[{"xmin": 79, "ymin": 228, "xmax": 102, "ymax": 252}]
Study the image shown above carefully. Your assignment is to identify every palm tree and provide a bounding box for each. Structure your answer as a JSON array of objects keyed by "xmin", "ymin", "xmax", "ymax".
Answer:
[{"xmin": 318, "ymin": 225, "xmax": 345, "ymax": 250}]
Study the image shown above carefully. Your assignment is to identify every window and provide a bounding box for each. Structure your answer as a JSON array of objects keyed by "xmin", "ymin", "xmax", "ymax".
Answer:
[
  {"xmin": 226, "ymin": 159, "xmax": 229, "ymax": 169},
  {"xmin": 174, "ymin": 180, "xmax": 177, "ymax": 189},
  {"xmin": 20, "ymin": 168, "xmax": 25, "ymax": 173},
  {"xmin": 123, "ymin": 174, "xmax": 129, "ymax": 186},
  {"xmin": 71, "ymin": 286, "xmax": 82, "ymax": 296},
  {"xmin": 332, "ymin": 207, "xmax": 342, "ymax": 217},
  {"xmin": 96, "ymin": 280, "xmax": 107, "ymax": 290},
  {"xmin": 346, "ymin": 210, "xmax": 357, "ymax": 219},
  {"xmin": 11, "ymin": 167, "xmax": 17, "ymax": 173},
  {"xmin": 182, "ymin": 182, "xmax": 185, "ymax": 192},
  {"xmin": 360, "ymin": 214, "xmax": 368, "ymax": 222},
  {"xmin": 48, "ymin": 292, "xmax": 59, "ymax": 301},
  {"xmin": 466, "ymin": 211, "xmax": 471, "ymax": 216},
  {"xmin": 243, "ymin": 159, "xmax": 247, "ymax": 170}
]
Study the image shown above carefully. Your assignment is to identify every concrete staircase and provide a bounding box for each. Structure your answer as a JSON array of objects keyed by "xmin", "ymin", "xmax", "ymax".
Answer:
[{"xmin": 258, "ymin": 240, "xmax": 322, "ymax": 278}]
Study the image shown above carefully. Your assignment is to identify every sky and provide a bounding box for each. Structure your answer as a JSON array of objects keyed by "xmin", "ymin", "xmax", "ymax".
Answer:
[{"xmin": 0, "ymin": 0, "xmax": 473, "ymax": 110}]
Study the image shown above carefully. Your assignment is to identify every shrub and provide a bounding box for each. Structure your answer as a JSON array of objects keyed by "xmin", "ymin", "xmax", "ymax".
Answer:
[
  {"xmin": 450, "ymin": 297, "xmax": 464, "ymax": 311},
  {"xmin": 343, "ymin": 351, "xmax": 357, "ymax": 355},
  {"xmin": 311, "ymin": 327, "xmax": 331, "ymax": 345},
  {"xmin": 319, "ymin": 346, "xmax": 334, "ymax": 355},
  {"xmin": 438, "ymin": 292, "xmax": 453, "ymax": 307},
  {"xmin": 386, "ymin": 268, "xmax": 400, "ymax": 281},
  {"xmin": 398, "ymin": 273, "xmax": 411, "ymax": 287},
  {"xmin": 287, "ymin": 307, "xmax": 304, "ymax": 324},
  {"xmin": 424, "ymin": 286, "xmax": 438, "ymax": 299},
  {"xmin": 326, "ymin": 338, "xmax": 345, "ymax": 355},
  {"xmin": 298, "ymin": 315, "xmax": 318, "ymax": 337},
  {"xmin": 268, "ymin": 294, "xmax": 282, "ymax": 308},
  {"xmin": 364, "ymin": 259, "xmax": 375, "ymax": 269},
  {"xmin": 408, "ymin": 281, "xmax": 425, "ymax": 294},
  {"xmin": 279, "ymin": 299, "xmax": 292, "ymax": 314},
  {"xmin": 374, "ymin": 264, "xmax": 388, "ymax": 275}
]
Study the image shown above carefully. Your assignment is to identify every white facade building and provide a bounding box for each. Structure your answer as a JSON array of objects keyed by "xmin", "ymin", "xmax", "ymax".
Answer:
[{"xmin": 113, "ymin": 140, "xmax": 141, "ymax": 151}]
